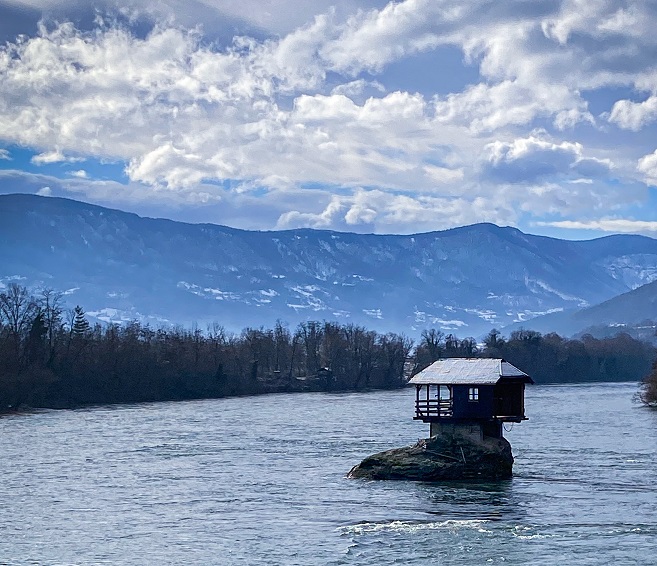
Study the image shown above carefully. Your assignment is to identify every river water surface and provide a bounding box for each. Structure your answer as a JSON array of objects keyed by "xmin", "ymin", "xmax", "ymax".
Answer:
[{"xmin": 1, "ymin": 382, "xmax": 656, "ymax": 565}]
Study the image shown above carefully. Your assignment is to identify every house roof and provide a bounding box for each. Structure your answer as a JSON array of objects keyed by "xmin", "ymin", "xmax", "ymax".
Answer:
[{"xmin": 409, "ymin": 358, "xmax": 533, "ymax": 385}]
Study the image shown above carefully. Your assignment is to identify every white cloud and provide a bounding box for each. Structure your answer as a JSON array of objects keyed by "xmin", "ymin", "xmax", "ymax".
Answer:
[
  {"xmin": 1, "ymin": 0, "xmax": 657, "ymax": 235},
  {"xmin": 37, "ymin": 186, "xmax": 52, "ymax": 196},
  {"xmin": 514, "ymin": 180, "xmax": 641, "ymax": 216},
  {"xmin": 536, "ymin": 218, "xmax": 657, "ymax": 234},
  {"xmin": 277, "ymin": 195, "xmax": 345, "ymax": 229},
  {"xmin": 319, "ymin": 0, "xmax": 445, "ymax": 75},
  {"xmin": 330, "ymin": 79, "xmax": 385, "ymax": 97},
  {"xmin": 277, "ymin": 187, "xmax": 516, "ymax": 233},
  {"xmin": 2, "ymin": 22, "xmax": 441, "ymax": 192},
  {"xmin": 609, "ymin": 96, "xmax": 657, "ymax": 131},
  {"xmin": 0, "ymin": 149, "xmax": 10, "ymax": 160},
  {"xmin": 0, "ymin": 168, "xmax": 224, "ymax": 211},
  {"xmin": 69, "ymin": 169, "xmax": 88, "ymax": 178},
  {"xmin": 484, "ymin": 134, "xmax": 612, "ymax": 184},
  {"xmin": 423, "ymin": 165, "xmax": 464, "ymax": 184},
  {"xmin": 434, "ymin": 81, "xmax": 592, "ymax": 133},
  {"xmin": 31, "ymin": 150, "xmax": 84, "ymax": 165},
  {"xmin": 638, "ymin": 150, "xmax": 657, "ymax": 186},
  {"xmin": 125, "ymin": 142, "xmax": 218, "ymax": 187}
]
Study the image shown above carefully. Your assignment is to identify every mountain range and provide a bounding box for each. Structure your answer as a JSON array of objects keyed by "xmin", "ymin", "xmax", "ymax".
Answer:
[
  {"xmin": 2, "ymin": 193, "xmax": 657, "ymax": 338},
  {"xmin": 511, "ymin": 278, "xmax": 657, "ymax": 340}
]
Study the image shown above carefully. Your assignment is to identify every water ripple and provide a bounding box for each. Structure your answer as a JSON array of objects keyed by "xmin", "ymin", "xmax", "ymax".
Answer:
[{"xmin": 0, "ymin": 383, "xmax": 655, "ymax": 565}]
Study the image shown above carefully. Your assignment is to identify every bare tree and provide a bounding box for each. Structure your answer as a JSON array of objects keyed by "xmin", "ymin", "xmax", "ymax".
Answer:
[
  {"xmin": 297, "ymin": 321, "xmax": 323, "ymax": 376},
  {"xmin": 421, "ymin": 328, "xmax": 445, "ymax": 361},
  {"xmin": 0, "ymin": 283, "xmax": 38, "ymax": 366},
  {"xmin": 379, "ymin": 333, "xmax": 414, "ymax": 386},
  {"xmin": 638, "ymin": 360, "xmax": 657, "ymax": 407},
  {"xmin": 38, "ymin": 288, "xmax": 64, "ymax": 366}
]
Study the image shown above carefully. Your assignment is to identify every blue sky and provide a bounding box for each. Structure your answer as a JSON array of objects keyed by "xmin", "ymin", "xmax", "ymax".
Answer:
[{"xmin": 1, "ymin": 0, "xmax": 657, "ymax": 239}]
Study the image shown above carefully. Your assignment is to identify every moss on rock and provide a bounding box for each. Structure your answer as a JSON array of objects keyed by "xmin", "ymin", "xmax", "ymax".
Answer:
[{"xmin": 348, "ymin": 430, "xmax": 513, "ymax": 481}]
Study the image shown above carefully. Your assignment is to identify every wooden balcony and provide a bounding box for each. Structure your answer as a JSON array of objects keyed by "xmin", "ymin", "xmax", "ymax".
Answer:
[{"xmin": 414, "ymin": 398, "xmax": 453, "ymax": 419}]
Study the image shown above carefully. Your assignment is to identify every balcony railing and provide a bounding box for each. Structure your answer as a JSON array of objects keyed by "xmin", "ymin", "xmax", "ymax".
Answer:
[{"xmin": 415, "ymin": 398, "xmax": 453, "ymax": 419}]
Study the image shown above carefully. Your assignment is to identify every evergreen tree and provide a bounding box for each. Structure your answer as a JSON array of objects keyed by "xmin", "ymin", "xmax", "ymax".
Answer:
[{"xmin": 72, "ymin": 305, "xmax": 90, "ymax": 336}]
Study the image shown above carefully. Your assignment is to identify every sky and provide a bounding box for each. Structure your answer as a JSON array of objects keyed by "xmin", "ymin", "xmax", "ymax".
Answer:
[{"xmin": 1, "ymin": 0, "xmax": 657, "ymax": 239}]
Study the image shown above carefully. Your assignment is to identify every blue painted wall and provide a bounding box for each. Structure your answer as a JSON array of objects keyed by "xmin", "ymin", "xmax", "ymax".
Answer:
[{"xmin": 452, "ymin": 385, "xmax": 494, "ymax": 419}]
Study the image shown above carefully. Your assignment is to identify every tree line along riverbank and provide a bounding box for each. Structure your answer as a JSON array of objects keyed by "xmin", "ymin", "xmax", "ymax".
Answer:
[{"xmin": 1, "ymin": 283, "xmax": 656, "ymax": 411}]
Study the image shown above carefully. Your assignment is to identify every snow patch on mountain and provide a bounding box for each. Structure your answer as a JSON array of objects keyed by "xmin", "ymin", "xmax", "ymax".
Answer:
[
  {"xmin": 86, "ymin": 307, "xmax": 133, "ymax": 323},
  {"xmin": 513, "ymin": 307, "xmax": 564, "ymax": 323},
  {"xmin": 465, "ymin": 308, "xmax": 498, "ymax": 322},
  {"xmin": 414, "ymin": 309, "xmax": 466, "ymax": 329},
  {"xmin": 86, "ymin": 307, "xmax": 171, "ymax": 326},
  {"xmin": 178, "ymin": 281, "xmax": 241, "ymax": 301},
  {"xmin": 107, "ymin": 291, "xmax": 129, "ymax": 298},
  {"xmin": 0, "ymin": 275, "xmax": 28, "ymax": 289},
  {"xmin": 332, "ymin": 310, "xmax": 351, "ymax": 318},
  {"xmin": 5, "ymin": 195, "xmax": 657, "ymax": 338},
  {"xmin": 525, "ymin": 277, "xmax": 587, "ymax": 306},
  {"xmin": 600, "ymin": 255, "xmax": 657, "ymax": 289},
  {"xmin": 289, "ymin": 285, "xmax": 328, "ymax": 311}
]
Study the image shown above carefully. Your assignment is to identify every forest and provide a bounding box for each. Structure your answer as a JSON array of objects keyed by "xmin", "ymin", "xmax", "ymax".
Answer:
[{"xmin": 1, "ymin": 283, "xmax": 656, "ymax": 411}]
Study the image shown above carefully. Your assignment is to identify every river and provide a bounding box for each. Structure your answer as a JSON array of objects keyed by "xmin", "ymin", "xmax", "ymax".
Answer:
[{"xmin": 1, "ymin": 382, "xmax": 656, "ymax": 565}]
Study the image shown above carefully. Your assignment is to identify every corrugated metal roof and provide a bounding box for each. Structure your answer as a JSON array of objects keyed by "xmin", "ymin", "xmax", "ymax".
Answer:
[{"xmin": 409, "ymin": 358, "xmax": 532, "ymax": 385}]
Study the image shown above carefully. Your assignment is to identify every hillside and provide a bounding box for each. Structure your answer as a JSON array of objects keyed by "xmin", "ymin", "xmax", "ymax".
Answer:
[
  {"xmin": 511, "ymin": 279, "xmax": 657, "ymax": 340},
  {"xmin": 2, "ymin": 194, "xmax": 657, "ymax": 336}
]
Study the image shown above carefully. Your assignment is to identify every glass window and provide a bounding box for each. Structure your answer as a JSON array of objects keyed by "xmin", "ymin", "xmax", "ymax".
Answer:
[{"xmin": 468, "ymin": 387, "xmax": 479, "ymax": 402}]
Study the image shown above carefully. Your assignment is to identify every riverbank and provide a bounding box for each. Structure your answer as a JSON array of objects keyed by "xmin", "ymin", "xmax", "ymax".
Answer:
[{"xmin": 0, "ymin": 370, "xmax": 408, "ymax": 414}]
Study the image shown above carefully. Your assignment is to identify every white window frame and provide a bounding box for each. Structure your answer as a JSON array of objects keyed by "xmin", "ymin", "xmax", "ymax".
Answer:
[{"xmin": 468, "ymin": 387, "xmax": 479, "ymax": 402}]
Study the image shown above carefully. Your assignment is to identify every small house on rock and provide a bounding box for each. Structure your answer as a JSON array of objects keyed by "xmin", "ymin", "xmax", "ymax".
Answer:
[{"xmin": 409, "ymin": 358, "xmax": 533, "ymax": 441}]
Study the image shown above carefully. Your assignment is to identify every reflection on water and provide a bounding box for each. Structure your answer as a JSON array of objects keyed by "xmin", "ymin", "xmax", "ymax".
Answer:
[{"xmin": 1, "ymin": 382, "xmax": 656, "ymax": 565}]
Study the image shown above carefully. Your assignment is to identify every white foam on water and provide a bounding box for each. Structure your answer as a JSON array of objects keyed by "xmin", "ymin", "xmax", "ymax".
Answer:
[
  {"xmin": 511, "ymin": 525, "xmax": 554, "ymax": 540},
  {"xmin": 338, "ymin": 519, "xmax": 492, "ymax": 536}
]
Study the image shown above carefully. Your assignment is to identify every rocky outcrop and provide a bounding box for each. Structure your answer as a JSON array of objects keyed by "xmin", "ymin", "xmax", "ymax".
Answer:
[{"xmin": 348, "ymin": 431, "xmax": 513, "ymax": 481}]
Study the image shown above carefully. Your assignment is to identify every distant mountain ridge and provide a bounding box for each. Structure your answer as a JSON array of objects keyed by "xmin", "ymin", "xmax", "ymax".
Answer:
[
  {"xmin": 513, "ymin": 278, "xmax": 657, "ymax": 340},
  {"xmin": 3, "ymin": 193, "xmax": 657, "ymax": 337}
]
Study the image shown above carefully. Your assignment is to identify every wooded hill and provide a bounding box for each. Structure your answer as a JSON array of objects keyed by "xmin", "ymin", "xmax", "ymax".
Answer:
[
  {"xmin": 6, "ymin": 193, "xmax": 657, "ymax": 338},
  {"xmin": 1, "ymin": 284, "xmax": 655, "ymax": 411}
]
